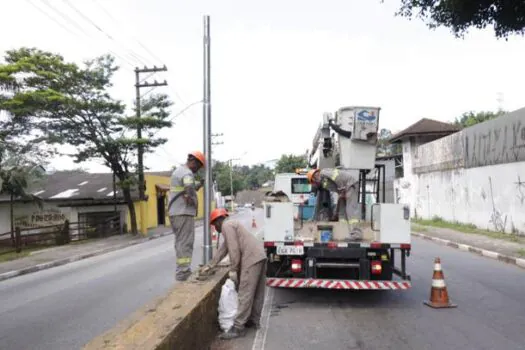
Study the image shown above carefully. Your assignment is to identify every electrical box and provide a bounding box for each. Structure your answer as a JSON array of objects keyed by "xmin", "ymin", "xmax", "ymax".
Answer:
[
  {"xmin": 334, "ymin": 106, "xmax": 380, "ymax": 170},
  {"xmin": 371, "ymin": 203, "xmax": 411, "ymax": 244},
  {"xmin": 263, "ymin": 202, "xmax": 295, "ymax": 242}
]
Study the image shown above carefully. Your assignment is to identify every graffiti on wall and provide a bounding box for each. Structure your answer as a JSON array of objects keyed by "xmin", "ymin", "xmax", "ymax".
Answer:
[
  {"xmin": 487, "ymin": 177, "xmax": 507, "ymax": 232},
  {"xmin": 14, "ymin": 209, "xmax": 67, "ymax": 229},
  {"xmin": 516, "ymin": 175, "xmax": 525, "ymax": 205},
  {"xmin": 465, "ymin": 118, "xmax": 525, "ymax": 168}
]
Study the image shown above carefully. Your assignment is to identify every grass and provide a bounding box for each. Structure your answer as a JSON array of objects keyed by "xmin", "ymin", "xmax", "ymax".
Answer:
[
  {"xmin": 517, "ymin": 248, "xmax": 525, "ymax": 258},
  {"xmin": 412, "ymin": 216, "xmax": 525, "ymax": 244},
  {"xmin": 0, "ymin": 246, "xmax": 49, "ymax": 263}
]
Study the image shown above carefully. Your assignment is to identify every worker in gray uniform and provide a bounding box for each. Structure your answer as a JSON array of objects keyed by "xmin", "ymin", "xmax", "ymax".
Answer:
[
  {"xmin": 169, "ymin": 151, "xmax": 205, "ymax": 281},
  {"xmin": 307, "ymin": 168, "xmax": 363, "ymax": 240},
  {"xmin": 200, "ymin": 208, "xmax": 267, "ymax": 339}
]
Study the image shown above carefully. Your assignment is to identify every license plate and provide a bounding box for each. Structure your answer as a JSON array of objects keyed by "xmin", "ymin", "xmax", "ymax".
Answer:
[{"xmin": 276, "ymin": 246, "xmax": 304, "ymax": 255}]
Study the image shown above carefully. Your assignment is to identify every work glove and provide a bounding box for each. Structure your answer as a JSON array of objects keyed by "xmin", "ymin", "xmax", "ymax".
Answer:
[
  {"xmin": 195, "ymin": 179, "xmax": 205, "ymax": 190},
  {"xmin": 228, "ymin": 271, "xmax": 239, "ymax": 287},
  {"xmin": 199, "ymin": 264, "xmax": 215, "ymax": 276}
]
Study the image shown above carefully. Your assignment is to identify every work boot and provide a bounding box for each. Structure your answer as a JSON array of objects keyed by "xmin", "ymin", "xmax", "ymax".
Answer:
[
  {"xmin": 245, "ymin": 320, "xmax": 260, "ymax": 329},
  {"xmin": 219, "ymin": 326, "xmax": 247, "ymax": 340}
]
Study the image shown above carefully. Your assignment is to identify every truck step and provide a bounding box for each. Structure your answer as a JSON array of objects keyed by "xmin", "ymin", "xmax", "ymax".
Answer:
[{"xmin": 315, "ymin": 262, "xmax": 360, "ymax": 269}]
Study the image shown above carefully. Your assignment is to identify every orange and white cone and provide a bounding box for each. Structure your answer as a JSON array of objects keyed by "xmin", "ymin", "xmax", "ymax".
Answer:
[{"xmin": 424, "ymin": 257, "xmax": 457, "ymax": 308}]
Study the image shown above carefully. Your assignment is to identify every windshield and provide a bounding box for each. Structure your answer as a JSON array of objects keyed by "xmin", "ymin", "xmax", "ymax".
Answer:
[{"xmin": 291, "ymin": 178, "xmax": 311, "ymax": 194}]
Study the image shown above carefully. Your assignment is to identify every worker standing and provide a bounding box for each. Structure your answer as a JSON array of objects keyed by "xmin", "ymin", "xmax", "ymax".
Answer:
[
  {"xmin": 169, "ymin": 151, "xmax": 205, "ymax": 281},
  {"xmin": 200, "ymin": 208, "xmax": 267, "ymax": 339},
  {"xmin": 307, "ymin": 168, "xmax": 363, "ymax": 240}
]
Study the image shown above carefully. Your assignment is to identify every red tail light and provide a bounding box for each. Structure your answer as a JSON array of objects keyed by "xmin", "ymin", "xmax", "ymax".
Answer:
[
  {"xmin": 400, "ymin": 244, "xmax": 411, "ymax": 249},
  {"xmin": 370, "ymin": 242, "xmax": 382, "ymax": 249},
  {"xmin": 264, "ymin": 242, "xmax": 275, "ymax": 247},
  {"xmin": 291, "ymin": 259, "xmax": 302, "ymax": 273},
  {"xmin": 371, "ymin": 261, "xmax": 382, "ymax": 275},
  {"xmin": 327, "ymin": 242, "xmax": 337, "ymax": 249}
]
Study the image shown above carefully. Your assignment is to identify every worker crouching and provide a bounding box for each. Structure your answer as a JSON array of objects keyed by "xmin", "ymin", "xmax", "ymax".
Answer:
[
  {"xmin": 200, "ymin": 208, "xmax": 267, "ymax": 339},
  {"xmin": 307, "ymin": 168, "xmax": 363, "ymax": 241}
]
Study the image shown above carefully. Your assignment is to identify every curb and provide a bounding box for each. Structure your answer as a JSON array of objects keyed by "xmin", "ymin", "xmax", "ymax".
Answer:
[
  {"xmin": 0, "ymin": 221, "xmax": 204, "ymax": 283},
  {"xmin": 412, "ymin": 232, "xmax": 525, "ymax": 270}
]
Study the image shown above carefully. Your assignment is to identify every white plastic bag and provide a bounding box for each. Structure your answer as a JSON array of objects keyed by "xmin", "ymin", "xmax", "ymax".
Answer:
[{"xmin": 218, "ymin": 278, "xmax": 238, "ymax": 332}]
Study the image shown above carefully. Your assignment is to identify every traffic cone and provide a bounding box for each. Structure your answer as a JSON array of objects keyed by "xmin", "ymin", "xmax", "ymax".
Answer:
[
  {"xmin": 424, "ymin": 257, "xmax": 457, "ymax": 309},
  {"xmin": 252, "ymin": 217, "xmax": 257, "ymax": 228}
]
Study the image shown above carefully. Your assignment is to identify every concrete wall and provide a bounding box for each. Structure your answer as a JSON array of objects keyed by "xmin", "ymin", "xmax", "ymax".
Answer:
[
  {"xmin": 394, "ymin": 107, "xmax": 525, "ymax": 234},
  {"xmin": 83, "ymin": 268, "xmax": 229, "ymax": 350}
]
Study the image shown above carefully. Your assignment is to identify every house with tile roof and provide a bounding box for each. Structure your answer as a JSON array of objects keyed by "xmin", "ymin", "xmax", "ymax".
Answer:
[
  {"xmin": 388, "ymin": 118, "xmax": 461, "ymax": 215},
  {"xmin": 0, "ymin": 170, "xmax": 210, "ymax": 235}
]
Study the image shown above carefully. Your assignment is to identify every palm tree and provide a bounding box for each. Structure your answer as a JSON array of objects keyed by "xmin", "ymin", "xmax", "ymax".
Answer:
[{"xmin": 0, "ymin": 162, "xmax": 45, "ymax": 245}]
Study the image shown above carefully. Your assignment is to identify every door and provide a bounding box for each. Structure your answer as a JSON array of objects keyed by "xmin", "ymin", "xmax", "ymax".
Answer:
[{"xmin": 157, "ymin": 194, "xmax": 166, "ymax": 225}]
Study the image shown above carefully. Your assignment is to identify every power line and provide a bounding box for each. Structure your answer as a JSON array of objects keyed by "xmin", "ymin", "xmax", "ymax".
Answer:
[
  {"xmin": 89, "ymin": 0, "xmax": 189, "ymax": 121},
  {"xmin": 61, "ymin": 0, "xmax": 151, "ymax": 66},
  {"xmin": 30, "ymin": 0, "xmax": 136, "ymax": 69},
  {"xmin": 91, "ymin": 0, "xmax": 166, "ymax": 65}
]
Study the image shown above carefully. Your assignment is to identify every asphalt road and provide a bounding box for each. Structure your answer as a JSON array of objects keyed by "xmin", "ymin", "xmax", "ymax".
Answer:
[
  {"xmin": 0, "ymin": 208, "xmax": 262, "ymax": 350},
  {"xmin": 213, "ymin": 236, "xmax": 525, "ymax": 350}
]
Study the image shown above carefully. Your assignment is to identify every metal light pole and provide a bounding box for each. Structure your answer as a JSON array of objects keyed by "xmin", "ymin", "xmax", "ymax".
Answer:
[{"xmin": 202, "ymin": 15, "xmax": 212, "ymax": 264}]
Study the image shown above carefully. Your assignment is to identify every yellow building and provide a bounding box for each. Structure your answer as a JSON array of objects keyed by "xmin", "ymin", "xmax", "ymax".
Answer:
[{"xmin": 126, "ymin": 172, "xmax": 212, "ymax": 234}]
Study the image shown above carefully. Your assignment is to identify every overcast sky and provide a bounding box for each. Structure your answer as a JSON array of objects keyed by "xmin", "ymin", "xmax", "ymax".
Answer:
[{"xmin": 2, "ymin": 0, "xmax": 524, "ymax": 172}]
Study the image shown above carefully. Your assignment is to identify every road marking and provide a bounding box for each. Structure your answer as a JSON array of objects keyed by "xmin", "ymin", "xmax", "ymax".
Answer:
[{"xmin": 252, "ymin": 286, "xmax": 274, "ymax": 350}]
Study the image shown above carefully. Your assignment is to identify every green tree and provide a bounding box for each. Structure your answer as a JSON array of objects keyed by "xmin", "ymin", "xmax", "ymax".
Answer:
[
  {"xmin": 377, "ymin": 128, "xmax": 402, "ymax": 156},
  {"xmin": 274, "ymin": 154, "xmax": 307, "ymax": 174},
  {"xmin": 212, "ymin": 161, "xmax": 245, "ymax": 196},
  {"xmin": 0, "ymin": 48, "xmax": 173, "ymax": 234},
  {"xmin": 453, "ymin": 110, "xmax": 506, "ymax": 128},
  {"xmin": 244, "ymin": 164, "xmax": 274, "ymax": 190},
  {"xmin": 393, "ymin": 0, "xmax": 525, "ymax": 39}
]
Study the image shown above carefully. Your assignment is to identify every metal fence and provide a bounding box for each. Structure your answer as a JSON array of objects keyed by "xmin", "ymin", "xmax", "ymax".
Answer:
[{"xmin": 0, "ymin": 215, "xmax": 122, "ymax": 256}]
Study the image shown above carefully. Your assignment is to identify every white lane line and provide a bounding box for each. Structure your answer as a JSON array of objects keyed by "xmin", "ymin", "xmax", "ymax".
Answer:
[{"xmin": 252, "ymin": 286, "xmax": 274, "ymax": 350}]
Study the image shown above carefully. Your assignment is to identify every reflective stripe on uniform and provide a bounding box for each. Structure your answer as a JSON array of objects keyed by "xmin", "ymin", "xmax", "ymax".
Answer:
[
  {"xmin": 330, "ymin": 169, "xmax": 339, "ymax": 181},
  {"xmin": 177, "ymin": 257, "xmax": 191, "ymax": 265},
  {"xmin": 170, "ymin": 185, "xmax": 185, "ymax": 192},
  {"xmin": 339, "ymin": 219, "xmax": 360, "ymax": 224}
]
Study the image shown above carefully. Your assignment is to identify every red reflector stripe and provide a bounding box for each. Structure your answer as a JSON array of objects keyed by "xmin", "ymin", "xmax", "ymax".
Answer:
[
  {"xmin": 327, "ymin": 242, "xmax": 337, "ymax": 249},
  {"xmin": 400, "ymin": 244, "xmax": 411, "ymax": 249},
  {"xmin": 370, "ymin": 242, "xmax": 382, "ymax": 249},
  {"xmin": 264, "ymin": 242, "xmax": 275, "ymax": 247},
  {"xmin": 294, "ymin": 241, "xmax": 304, "ymax": 246}
]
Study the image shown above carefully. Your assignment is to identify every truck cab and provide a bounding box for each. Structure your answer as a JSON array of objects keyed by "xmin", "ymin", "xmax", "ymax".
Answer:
[
  {"xmin": 272, "ymin": 172, "xmax": 311, "ymax": 205},
  {"xmin": 272, "ymin": 171, "xmax": 315, "ymax": 220}
]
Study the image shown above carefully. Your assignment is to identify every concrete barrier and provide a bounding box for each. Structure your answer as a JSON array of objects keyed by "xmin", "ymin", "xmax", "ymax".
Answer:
[{"xmin": 83, "ymin": 268, "xmax": 229, "ymax": 350}]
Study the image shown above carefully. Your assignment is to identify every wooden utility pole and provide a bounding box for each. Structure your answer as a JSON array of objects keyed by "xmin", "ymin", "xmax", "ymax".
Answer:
[{"xmin": 134, "ymin": 65, "xmax": 168, "ymax": 235}]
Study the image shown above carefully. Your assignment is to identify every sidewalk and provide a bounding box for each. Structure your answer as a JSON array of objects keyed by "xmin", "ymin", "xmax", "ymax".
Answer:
[
  {"xmin": 412, "ymin": 221, "xmax": 525, "ymax": 269},
  {"xmin": 0, "ymin": 220, "xmax": 203, "ymax": 282}
]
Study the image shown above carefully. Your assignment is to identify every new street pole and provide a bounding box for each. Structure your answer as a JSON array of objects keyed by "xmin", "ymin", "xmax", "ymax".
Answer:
[{"xmin": 203, "ymin": 15, "xmax": 213, "ymax": 264}]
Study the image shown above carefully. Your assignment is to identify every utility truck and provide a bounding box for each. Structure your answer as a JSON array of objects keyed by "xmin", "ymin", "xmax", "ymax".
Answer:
[{"xmin": 262, "ymin": 106, "xmax": 411, "ymax": 290}]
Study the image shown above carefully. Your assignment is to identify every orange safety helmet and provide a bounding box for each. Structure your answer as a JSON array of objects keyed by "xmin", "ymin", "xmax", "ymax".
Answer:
[
  {"xmin": 210, "ymin": 208, "xmax": 229, "ymax": 224},
  {"xmin": 306, "ymin": 169, "xmax": 320, "ymax": 184},
  {"xmin": 188, "ymin": 151, "xmax": 205, "ymax": 166}
]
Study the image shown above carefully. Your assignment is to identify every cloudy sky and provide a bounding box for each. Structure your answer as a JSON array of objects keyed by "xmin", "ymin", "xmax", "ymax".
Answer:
[{"xmin": 2, "ymin": 0, "xmax": 524, "ymax": 172}]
